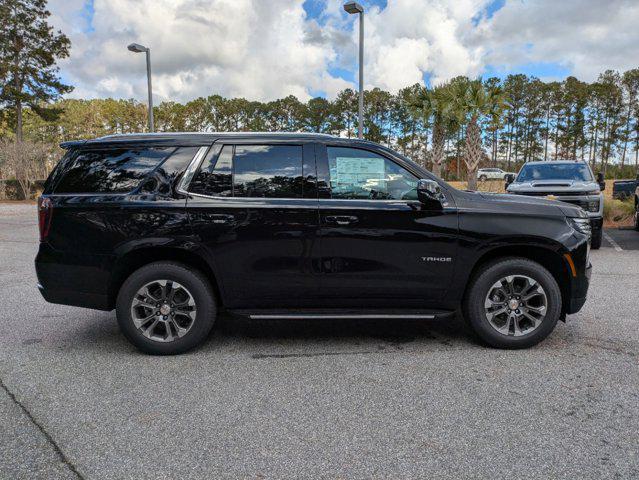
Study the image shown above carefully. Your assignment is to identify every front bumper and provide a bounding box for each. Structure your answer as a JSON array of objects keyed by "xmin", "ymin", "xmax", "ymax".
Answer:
[{"xmin": 566, "ymin": 260, "xmax": 591, "ymax": 314}]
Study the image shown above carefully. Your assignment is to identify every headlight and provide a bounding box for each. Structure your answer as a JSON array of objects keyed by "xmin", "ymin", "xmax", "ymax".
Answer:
[
  {"xmin": 587, "ymin": 200, "xmax": 600, "ymax": 212},
  {"xmin": 568, "ymin": 217, "xmax": 592, "ymax": 237}
]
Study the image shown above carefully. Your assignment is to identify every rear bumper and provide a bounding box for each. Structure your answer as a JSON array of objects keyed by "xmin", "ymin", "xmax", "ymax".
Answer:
[
  {"xmin": 37, "ymin": 283, "xmax": 111, "ymax": 310},
  {"xmin": 35, "ymin": 243, "xmax": 113, "ymax": 311}
]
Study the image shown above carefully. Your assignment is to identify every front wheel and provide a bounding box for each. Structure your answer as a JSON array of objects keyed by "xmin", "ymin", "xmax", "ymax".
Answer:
[
  {"xmin": 463, "ymin": 258, "xmax": 562, "ymax": 349},
  {"xmin": 116, "ymin": 262, "xmax": 217, "ymax": 355},
  {"xmin": 479, "ymin": 175, "xmax": 487, "ymax": 182},
  {"xmin": 591, "ymin": 227, "xmax": 602, "ymax": 249},
  {"xmin": 635, "ymin": 201, "xmax": 639, "ymax": 231}
]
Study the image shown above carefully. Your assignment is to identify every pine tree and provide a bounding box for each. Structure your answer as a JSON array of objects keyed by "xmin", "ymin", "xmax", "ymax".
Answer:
[{"xmin": 0, "ymin": 0, "xmax": 72, "ymax": 141}]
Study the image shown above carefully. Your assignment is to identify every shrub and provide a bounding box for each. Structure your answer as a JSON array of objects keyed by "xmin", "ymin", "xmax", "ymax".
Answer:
[{"xmin": 604, "ymin": 198, "xmax": 635, "ymax": 224}]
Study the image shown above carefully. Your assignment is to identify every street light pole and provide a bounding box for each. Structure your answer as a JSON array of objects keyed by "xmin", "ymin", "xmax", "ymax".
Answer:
[
  {"xmin": 344, "ymin": 2, "xmax": 364, "ymax": 139},
  {"xmin": 127, "ymin": 43, "xmax": 154, "ymax": 132}
]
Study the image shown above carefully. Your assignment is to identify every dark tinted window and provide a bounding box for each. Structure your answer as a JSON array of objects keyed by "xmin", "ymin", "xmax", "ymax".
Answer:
[
  {"xmin": 44, "ymin": 149, "xmax": 79, "ymax": 194},
  {"xmin": 327, "ymin": 147, "xmax": 418, "ymax": 200},
  {"xmin": 233, "ymin": 145, "xmax": 303, "ymax": 198},
  {"xmin": 139, "ymin": 147, "xmax": 199, "ymax": 195},
  {"xmin": 189, "ymin": 145, "xmax": 233, "ymax": 197},
  {"xmin": 54, "ymin": 147, "xmax": 172, "ymax": 194}
]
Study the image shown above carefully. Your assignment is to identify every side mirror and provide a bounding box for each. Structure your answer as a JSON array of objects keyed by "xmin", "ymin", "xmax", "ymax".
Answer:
[
  {"xmin": 597, "ymin": 172, "xmax": 606, "ymax": 191},
  {"xmin": 417, "ymin": 179, "xmax": 445, "ymax": 208},
  {"xmin": 504, "ymin": 173, "xmax": 515, "ymax": 189}
]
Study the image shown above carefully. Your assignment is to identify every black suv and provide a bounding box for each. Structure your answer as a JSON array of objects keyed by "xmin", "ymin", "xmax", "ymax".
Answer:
[{"xmin": 36, "ymin": 133, "xmax": 591, "ymax": 354}]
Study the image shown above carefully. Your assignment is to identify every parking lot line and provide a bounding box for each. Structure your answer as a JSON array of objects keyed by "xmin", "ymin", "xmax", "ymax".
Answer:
[{"xmin": 603, "ymin": 231, "xmax": 623, "ymax": 252}]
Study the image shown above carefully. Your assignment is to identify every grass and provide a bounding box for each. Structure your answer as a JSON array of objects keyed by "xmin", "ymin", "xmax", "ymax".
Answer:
[{"xmin": 604, "ymin": 198, "xmax": 635, "ymax": 227}]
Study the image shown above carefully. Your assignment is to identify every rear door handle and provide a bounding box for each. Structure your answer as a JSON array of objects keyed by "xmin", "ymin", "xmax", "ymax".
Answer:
[
  {"xmin": 209, "ymin": 214, "xmax": 235, "ymax": 224},
  {"xmin": 325, "ymin": 215, "xmax": 358, "ymax": 225}
]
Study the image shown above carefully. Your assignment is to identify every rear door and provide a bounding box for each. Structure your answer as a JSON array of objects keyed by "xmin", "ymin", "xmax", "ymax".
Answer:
[
  {"xmin": 185, "ymin": 140, "xmax": 321, "ymax": 309},
  {"xmin": 316, "ymin": 143, "xmax": 458, "ymax": 308}
]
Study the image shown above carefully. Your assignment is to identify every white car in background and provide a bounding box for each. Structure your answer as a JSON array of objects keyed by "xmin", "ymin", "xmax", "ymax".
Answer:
[{"xmin": 477, "ymin": 168, "xmax": 515, "ymax": 181}]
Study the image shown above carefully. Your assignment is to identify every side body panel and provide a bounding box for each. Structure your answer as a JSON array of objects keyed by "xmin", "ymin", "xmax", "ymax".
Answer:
[
  {"xmin": 314, "ymin": 142, "xmax": 459, "ymax": 307},
  {"xmin": 184, "ymin": 141, "xmax": 321, "ymax": 309},
  {"xmin": 36, "ymin": 144, "xmax": 203, "ymax": 310}
]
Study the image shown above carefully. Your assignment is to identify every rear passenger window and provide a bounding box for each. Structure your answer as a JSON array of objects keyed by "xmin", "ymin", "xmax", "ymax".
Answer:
[
  {"xmin": 233, "ymin": 145, "xmax": 303, "ymax": 198},
  {"xmin": 54, "ymin": 147, "xmax": 172, "ymax": 194},
  {"xmin": 189, "ymin": 145, "xmax": 232, "ymax": 197},
  {"xmin": 188, "ymin": 144, "xmax": 304, "ymax": 198},
  {"xmin": 139, "ymin": 147, "xmax": 199, "ymax": 194}
]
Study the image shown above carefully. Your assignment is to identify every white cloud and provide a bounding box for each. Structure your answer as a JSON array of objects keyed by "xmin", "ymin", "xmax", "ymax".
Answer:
[
  {"xmin": 475, "ymin": 0, "xmax": 639, "ymax": 81},
  {"xmin": 361, "ymin": 0, "xmax": 488, "ymax": 88},
  {"xmin": 49, "ymin": 0, "xmax": 351, "ymax": 103},
  {"xmin": 46, "ymin": 0, "xmax": 639, "ymax": 104}
]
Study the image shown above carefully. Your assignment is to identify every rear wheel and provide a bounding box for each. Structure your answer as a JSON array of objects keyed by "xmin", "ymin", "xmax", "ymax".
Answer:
[
  {"xmin": 635, "ymin": 199, "xmax": 639, "ymax": 231},
  {"xmin": 463, "ymin": 257, "xmax": 561, "ymax": 349},
  {"xmin": 116, "ymin": 262, "xmax": 216, "ymax": 355}
]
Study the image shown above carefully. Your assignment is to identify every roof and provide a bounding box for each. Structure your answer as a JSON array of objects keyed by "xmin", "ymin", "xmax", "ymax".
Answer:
[{"xmin": 60, "ymin": 131, "xmax": 361, "ymax": 149}]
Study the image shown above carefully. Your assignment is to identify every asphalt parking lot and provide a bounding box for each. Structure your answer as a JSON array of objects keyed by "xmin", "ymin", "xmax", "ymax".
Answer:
[
  {"xmin": 603, "ymin": 226, "xmax": 639, "ymax": 251},
  {"xmin": 1, "ymin": 203, "xmax": 638, "ymax": 480}
]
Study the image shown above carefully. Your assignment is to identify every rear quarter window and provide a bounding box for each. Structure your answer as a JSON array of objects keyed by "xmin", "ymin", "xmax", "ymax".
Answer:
[{"xmin": 53, "ymin": 147, "xmax": 173, "ymax": 194}]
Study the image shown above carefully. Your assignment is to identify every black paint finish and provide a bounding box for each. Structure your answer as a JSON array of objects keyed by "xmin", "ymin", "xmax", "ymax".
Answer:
[{"xmin": 35, "ymin": 133, "xmax": 591, "ymax": 318}]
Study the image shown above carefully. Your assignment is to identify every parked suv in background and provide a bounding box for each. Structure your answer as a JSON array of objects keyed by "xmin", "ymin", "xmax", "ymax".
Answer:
[
  {"xmin": 477, "ymin": 168, "xmax": 515, "ymax": 181},
  {"xmin": 506, "ymin": 161, "xmax": 605, "ymax": 249},
  {"xmin": 36, "ymin": 133, "xmax": 591, "ymax": 354}
]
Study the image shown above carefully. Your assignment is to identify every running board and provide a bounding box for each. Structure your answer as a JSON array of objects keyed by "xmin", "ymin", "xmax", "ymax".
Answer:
[
  {"xmin": 249, "ymin": 313, "xmax": 436, "ymax": 320},
  {"xmin": 230, "ymin": 309, "xmax": 455, "ymax": 320}
]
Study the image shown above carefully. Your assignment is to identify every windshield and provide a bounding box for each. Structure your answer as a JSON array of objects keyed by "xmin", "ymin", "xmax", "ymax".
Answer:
[{"xmin": 516, "ymin": 163, "xmax": 593, "ymax": 182}]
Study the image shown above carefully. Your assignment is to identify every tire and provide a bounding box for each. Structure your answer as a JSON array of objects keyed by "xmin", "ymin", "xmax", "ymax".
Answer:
[
  {"xmin": 462, "ymin": 257, "xmax": 561, "ymax": 349},
  {"xmin": 116, "ymin": 261, "xmax": 217, "ymax": 355},
  {"xmin": 479, "ymin": 175, "xmax": 487, "ymax": 182},
  {"xmin": 635, "ymin": 200, "xmax": 639, "ymax": 231},
  {"xmin": 590, "ymin": 228, "xmax": 602, "ymax": 249}
]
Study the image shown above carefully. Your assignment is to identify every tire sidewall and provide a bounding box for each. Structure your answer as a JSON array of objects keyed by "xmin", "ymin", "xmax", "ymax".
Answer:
[
  {"xmin": 116, "ymin": 262, "xmax": 216, "ymax": 355},
  {"xmin": 464, "ymin": 258, "xmax": 561, "ymax": 349}
]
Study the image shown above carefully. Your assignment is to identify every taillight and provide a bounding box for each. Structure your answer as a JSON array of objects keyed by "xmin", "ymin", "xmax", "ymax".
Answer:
[{"xmin": 38, "ymin": 196, "xmax": 53, "ymax": 242}]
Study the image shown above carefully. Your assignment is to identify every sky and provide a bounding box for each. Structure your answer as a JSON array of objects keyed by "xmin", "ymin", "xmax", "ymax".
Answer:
[{"xmin": 47, "ymin": 0, "xmax": 639, "ymax": 104}]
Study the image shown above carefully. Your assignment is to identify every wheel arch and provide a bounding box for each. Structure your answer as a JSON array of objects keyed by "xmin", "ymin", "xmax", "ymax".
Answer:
[
  {"xmin": 108, "ymin": 247, "xmax": 223, "ymax": 310},
  {"xmin": 465, "ymin": 245, "xmax": 572, "ymax": 317}
]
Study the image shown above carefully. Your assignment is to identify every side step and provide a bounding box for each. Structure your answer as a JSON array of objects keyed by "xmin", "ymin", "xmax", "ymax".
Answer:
[{"xmin": 229, "ymin": 309, "xmax": 455, "ymax": 320}]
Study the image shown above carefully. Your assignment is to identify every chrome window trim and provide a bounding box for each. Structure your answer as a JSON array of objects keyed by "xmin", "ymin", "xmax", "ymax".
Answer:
[
  {"xmin": 178, "ymin": 143, "xmax": 453, "ymax": 208},
  {"xmin": 184, "ymin": 191, "xmax": 425, "ymax": 206},
  {"xmin": 176, "ymin": 145, "xmax": 210, "ymax": 195}
]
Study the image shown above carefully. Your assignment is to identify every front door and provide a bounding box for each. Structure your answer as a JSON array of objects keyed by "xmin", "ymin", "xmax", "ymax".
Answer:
[
  {"xmin": 186, "ymin": 141, "xmax": 320, "ymax": 308},
  {"xmin": 316, "ymin": 144, "xmax": 458, "ymax": 308}
]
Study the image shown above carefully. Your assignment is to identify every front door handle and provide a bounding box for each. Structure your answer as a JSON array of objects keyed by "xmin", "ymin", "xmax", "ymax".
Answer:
[
  {"xmin": 209, "ymin": 214, "xmax": 235, "ymax": 224},
  {"xmin": 325, "ymin": 215, "xmax": 358, "ymax": 225}
]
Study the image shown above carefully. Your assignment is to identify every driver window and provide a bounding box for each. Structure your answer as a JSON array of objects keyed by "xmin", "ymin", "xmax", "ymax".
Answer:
[{"xmin": 326, "ymin": 147, "xmax": 418, "ymax": 200}]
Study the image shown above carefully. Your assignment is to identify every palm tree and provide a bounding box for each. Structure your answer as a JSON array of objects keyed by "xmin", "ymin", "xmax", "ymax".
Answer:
[
  {"xmin": 409, "ymin": 84, "xmax": 452, "ymax": 178},
  {"xmin": 444, "ymin": 78, "xmax": 506, "ymax": 190}
]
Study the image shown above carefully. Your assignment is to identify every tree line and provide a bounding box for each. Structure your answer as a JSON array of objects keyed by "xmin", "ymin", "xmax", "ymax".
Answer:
[
  {"xmin": 10, "ymin": 70, "xmax": 639, "ymax": 179},
  {"xmin": 1, "ymin": 0, "xmax": 639, "ymax": 199}
]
